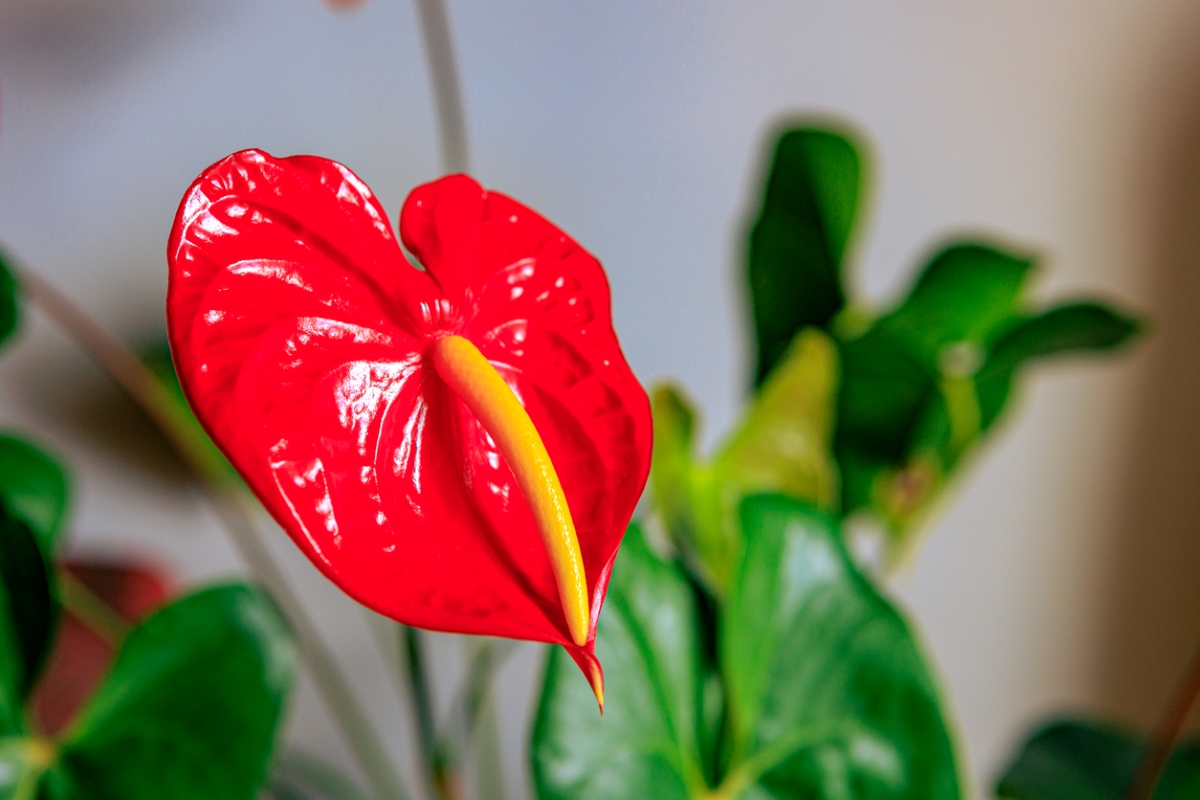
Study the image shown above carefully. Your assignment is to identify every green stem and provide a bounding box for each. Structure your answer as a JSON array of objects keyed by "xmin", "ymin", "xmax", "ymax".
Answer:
[
  {"xmin": 1125, "ymin": 639, "xmax": 1200, "ymax": 800},
  {"xmin": 400, "ymin": 625, "xmax": 449, "ymax": 799},
  {"xmin": 704, "ymin": 723, "xmax": 841, "ymax": 800},
  {"xmin": 17, "ymin": 267, "xmax": 411, "ymax": 800},
  {"xmin": 56, "ymin": 569, "xmax": 128, "ymax": 646}
]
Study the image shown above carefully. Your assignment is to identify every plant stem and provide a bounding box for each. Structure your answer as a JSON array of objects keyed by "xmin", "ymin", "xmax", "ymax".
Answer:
[
  {"xmin": 414, "ymin": 0, "xmax": 470, "ymax": 174},
  {"xmin": 1124, "ymin": 639, "xmax": 1200, "ymax": 800},
  {"xmin": 16, "ymin": 267, "xmax": 411, "ymax": 800},
  {"xmin": 56, "ymin": 569, "xmax": 129, "ymax": 646},
  {"xmin": 400, "ymin": 625, "xmax": 445, "ymax": 798}
]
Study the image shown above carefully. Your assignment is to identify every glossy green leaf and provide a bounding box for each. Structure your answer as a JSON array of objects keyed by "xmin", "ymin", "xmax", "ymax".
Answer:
[
  {"xmin": 41, "ymin": 583, "xmax": 295, "ymax": 800},
  {"xmin": 875, "ymin": 243, "xmax": 1034, "ymax": 369},
  {"xmin": 651, "ymin": 331, "xmax": 840, "ymax": 592},
  {"xmin": 721, "ymin": 495, "xmax": 961, "ymax": 800},
  {"xmin": 749, "ymin": 127, "xmax": 864, "ymax": 385},
  {"xmin": 996, "ymin": 719, "xmax": 1200, "ymax": 800},
  {"xmin": 0, "ymin": 435, "xmax": 69, "ymax": 555},
  {"xmin": 0, "ymin": 249, "xmax": 20, "ymax": 350},
  {"xmin": 532, "ymin": 524, "xmax": 707, "ymax": 800},
  {"xmin": 0, "ymin": 504, "xmax": 56, "ymax": 729}
]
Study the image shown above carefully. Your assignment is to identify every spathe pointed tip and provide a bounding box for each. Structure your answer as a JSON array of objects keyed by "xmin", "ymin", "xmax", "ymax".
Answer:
[{"xmin": 587, "ymin": 659, "xmax": 605, "ymax": 714}]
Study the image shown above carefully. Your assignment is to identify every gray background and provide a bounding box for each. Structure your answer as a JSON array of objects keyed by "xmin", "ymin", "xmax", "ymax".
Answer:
[{"xmin": 2, "ymin": 1, "xmax": 1199, "ymax": 797}]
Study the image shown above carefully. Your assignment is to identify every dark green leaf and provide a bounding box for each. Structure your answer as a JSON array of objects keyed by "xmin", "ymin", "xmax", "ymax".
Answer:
[
  {"xmin": 875, "ymin": 242, "xmax": 1034, "ymax": 369},
  {"xmin": 532, "ymin": 524, "xmax": 706, "ymax": 800},
  {"xmin": 0, "ymin": 503, "xmax": 56, "ymax": 725},
  {"xmin": 749, "ymin": 127, "xmax": 864, "ymax": 385},
  {"xmin": 43, "ymin": 583, "xmax": 296, "ymax": 800},
  {"xmin": 0, "ymin": 249, "xmax": 20, "ymax": 350},
  {"xmin": 0, "ymin": 435, "xmax": 69, "ymax": 555},
  {"xmin": 722, "ymin": 495, "xmax": 961, "ymax": 800},
  {"xmin": 836, "ymin": 331, "xmax": 934, "ymax": 465},
  {"xmin": 996, "ymin": 719, "xmax": 1200, "ymax": 800}
]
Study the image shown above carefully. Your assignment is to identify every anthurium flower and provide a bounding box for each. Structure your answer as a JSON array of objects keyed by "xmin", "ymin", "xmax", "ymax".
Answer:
[{"xmin": 167, "ymin": 151, "xmax": 651, "ymax": 705}]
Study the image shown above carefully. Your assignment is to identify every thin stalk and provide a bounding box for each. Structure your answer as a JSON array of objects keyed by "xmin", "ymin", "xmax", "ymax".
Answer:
[
  {"xmin": 56, "ymin": 569, "xmax": 129, "ymax": 646},
  {"xmin": 414, "ymin": 0, "xmax": 470, "ymax": 174},
  {"xmin": 1125, "ymin": 639, "xmax": 1200, "ymax": 800},
  {"xmin": 401, "ymin": 625, "xmax": 453, "ymax": 799},
  {"xmin": 17, "ymin": 267, "xmax": 411, "ymax": 800}
]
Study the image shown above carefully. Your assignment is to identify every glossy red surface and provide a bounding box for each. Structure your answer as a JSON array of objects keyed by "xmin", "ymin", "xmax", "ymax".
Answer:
[{"xmin": 167, "ymin": 152, "xmax": 651, "ymax": 678}]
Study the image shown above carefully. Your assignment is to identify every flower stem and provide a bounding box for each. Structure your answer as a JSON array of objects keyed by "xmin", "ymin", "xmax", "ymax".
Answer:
[
  {"xmin": 1124, "ymin": 639, "xmax": 1200, "ymax": 800},
  {"xmin": 16, "ymin": 267, "xmax": 412, "ymax": 800},
  {"xmin": 56, "ymin": 568, "xmax": 129, "ymax": 646},
  {"xmin": 400, "ymin": 624, "xmax": 448, "ymax": 798},
  {"xmin": 414, "ymin": 0, "xmax": 469, "ymax": 174}
]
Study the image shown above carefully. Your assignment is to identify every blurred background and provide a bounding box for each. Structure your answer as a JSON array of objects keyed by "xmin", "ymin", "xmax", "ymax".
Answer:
[{"xmin": 1, "ymin": 1, "xmax": 1198, "ymax": 797}]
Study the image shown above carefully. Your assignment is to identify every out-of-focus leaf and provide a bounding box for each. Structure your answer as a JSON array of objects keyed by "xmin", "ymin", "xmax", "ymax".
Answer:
[
  {"xmin": 0, "ymin": 249, "xmax": 20, "ymax": 350},
  {"xmin": 264, "ymin": 750, "xmax": 369, "ymax": 800},
  {"xmin": 976, "ymin": 302, "xmax": 1142, "ymax": 429},
  {"xmin": 0, "ymin": 434, "xmax": 68, "ymax": 555},
  {"xmin": 749, "ymin": 127, "xmax": 864, "ymax": 385},
  {"xmin": 650, "ymin": 384, "xmax": 699, "ymax": 554},
  {"xmin": 29, "ymin": 560, "xmax": 170, "ymax": 736},
  {"xmin": 722, "ymin": 495, "xmax": 961, "ymax": 800},
  {"xmin": 874, "ymin": 243, "xmax": 1034, "ymax": 370},
  {"xmin": 41, "ymin": 584, "xmax": 295, "ymax": 800},
  {"xmin": 650, "ymin": 331, "xmax": 840, "ymax": 593},
  {"xmin": 0, "ymin": 504, "xmax": 56, "ymax": 729},
  {"xmin": 138, "ymin": 339, "xmax": 239, "ymax": 485},
  {"xmin": 532, "ymin": 524, "xmax": 706, "ymax": 800},
  {"xmin": 996, "ymin": 719, "xmax": 1200, "ymax": 800}
]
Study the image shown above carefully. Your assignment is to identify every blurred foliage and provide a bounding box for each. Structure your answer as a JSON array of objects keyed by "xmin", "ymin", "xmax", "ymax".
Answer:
[
  {"xmin": 655, "ymin": 123, "xmax": 1143, "ymax": 575},
  {"xmin": 0, "ymin": 249, "xmax": 20, "ymax": 351},
  {"xmin": 0, "ymin": 431, "xmax": 295, "ymax": 800},
  {"xmin": 651, "ymin": 329, "xmax": 840, "ymax": 592},
  {"xmin": 533, "ymin": 497, "xmax": 961, "ymax": 800},
  {"xmin": 996, "ymin": 720, "xmax": 1200, "ymax": 800}
]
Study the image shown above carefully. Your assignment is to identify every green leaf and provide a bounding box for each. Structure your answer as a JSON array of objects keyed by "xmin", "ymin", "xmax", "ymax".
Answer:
[
  {"xmin": 721, "ymin": 495, "xmax": 961, "ymax": 800},
  {"xmin": 874, "ymin": 242, "xmax": 1034, "ymax": 370},
  {"xmin": 996, "ymin": 719, "xmax": 1200, "ymax": 800},
  {"xmin": 0, "ymin": 504, "xmax": 57, "ymax": 729},
  {"xmin": 532, "ymin": 524, "xmax": 707, "ymax": 800},
  {"xmin": 0, "ymin": 249, "xmax": 21, "ymax": 350},
  {"xmin": 976, "ymin": 302, "xmax": 1142, "ymax": 427},
  {"xmin": 42, "ymin": 583, "xmax": 296, "ymax": 800},
  {"xmin": 749, "ymin": 127, "xmax": 864, "ymax": 385},
  {"xmin": 0, "ymin": 435, "xmax": 69, "ymax": 555},
  {"xmin": 651, "ymin": 330, "xmax": 841, "ymax": 593}
]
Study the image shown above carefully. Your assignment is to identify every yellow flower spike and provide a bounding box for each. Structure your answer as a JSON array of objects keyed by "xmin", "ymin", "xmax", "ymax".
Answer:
[{"xmin": 431, "ymin": 335, "xmax": 591, "ymax": 648}]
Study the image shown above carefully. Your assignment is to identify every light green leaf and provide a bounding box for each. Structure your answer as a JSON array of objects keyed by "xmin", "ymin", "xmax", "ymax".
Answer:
[
  {"xmin": 532, "ymin": 524, "xmax": 706, "ymax": 800},
  {"xmin": 749, "ymin": 127, "xmax": 865, "ymax": 385},
  {"xmin": 651, "ymin": 331, "xmax": 840, "ymax": 593},
  {"xmin": 42, "ymin": 584, "xmax": 295, "ymax": 800},
  {"xmin": 0, "ymin": 435, "xmax": 69, "ymax": 555},
  {"xmin": 721, "ymin": 495, "xmax": 961, "ymax": 800}
]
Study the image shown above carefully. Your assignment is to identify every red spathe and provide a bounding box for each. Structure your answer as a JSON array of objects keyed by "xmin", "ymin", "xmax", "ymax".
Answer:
[{"xmin": 167, "ymin": 152, "xmax": 651, "ymax": 681}]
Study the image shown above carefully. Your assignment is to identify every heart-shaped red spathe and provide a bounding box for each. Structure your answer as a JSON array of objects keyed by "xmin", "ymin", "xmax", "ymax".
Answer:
[{"xmin": 167, "ymin": 150, "xmax": 651, "ymax": 679}]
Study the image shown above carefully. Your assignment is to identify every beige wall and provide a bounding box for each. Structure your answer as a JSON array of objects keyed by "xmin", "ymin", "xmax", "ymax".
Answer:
[{"xmin": 1, "ymin": 1, "xmax": 1198, "ymax": 796}]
